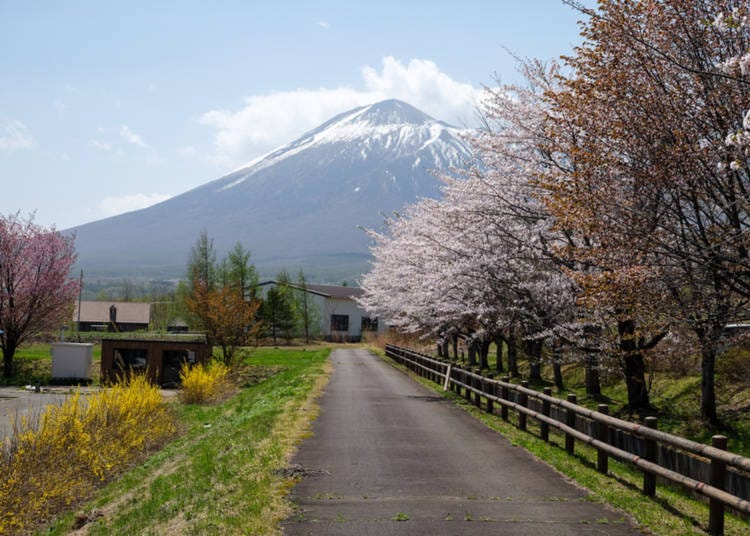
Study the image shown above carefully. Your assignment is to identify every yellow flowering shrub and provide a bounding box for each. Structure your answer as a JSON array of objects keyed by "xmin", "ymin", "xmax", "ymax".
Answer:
[
  {"xmin": 179, "ymin": 361, "xmax": 231, "ymax": 404},
  {"xmin": 0, "ymin": 375, "xmax": 176, "ymax": 535}
]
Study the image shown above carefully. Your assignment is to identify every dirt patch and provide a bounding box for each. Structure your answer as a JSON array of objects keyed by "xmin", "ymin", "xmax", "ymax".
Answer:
[{"xmin": 277, "ymin": 464, "xmax": 330, "ymax": 479}]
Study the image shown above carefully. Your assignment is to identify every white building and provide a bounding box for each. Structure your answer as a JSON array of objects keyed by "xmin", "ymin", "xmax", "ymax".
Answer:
[{"xmin": 256, "ymin": 281, "xmax": 386, "ymax": 342}]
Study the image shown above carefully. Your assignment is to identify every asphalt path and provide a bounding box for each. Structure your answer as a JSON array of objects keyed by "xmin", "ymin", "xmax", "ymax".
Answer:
[
  {"xmin": 0, "ymin": 385, "xmax": 179, "ymax": 440},
  {"xmin": 283, "ymin": 348, "xmax": 643, "ymax": 535},
  {"xmin": 0, "ymin": 386, "xmax": 70, "ymax": 439}
]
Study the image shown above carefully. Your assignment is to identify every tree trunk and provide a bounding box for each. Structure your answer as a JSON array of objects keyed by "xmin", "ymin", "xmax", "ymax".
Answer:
[
  {"xmin": 495, "ymin": 335, "xmax": 504, "ymax": 372},
  {"xmin": 2, "ymin": 339, "xmax": 17, "ymax": 378},
  {"xmin": 698, "ymin": 333, "xmax": 720, "ymax": 424},
  {"xmin": 618, "ymin": 319, "xmax": 650, "ymax": 411},
  {"xmin": 525, "ymin": 339, "xmax": 542, "ymax": 381},
  {"xmin": 623, "ymin": 354, "xmax": 650, "ymax": 411},
  {"xmin": 552, "ymin": 347, "xmax": 564, "ymax": 391},
  {"xmin": 479, "ymin": 339, "xmax": 490, "ymax": 369},
  {"xmin": 585, "ymin": 354, "xmax": 601, "ymax": 397},
  {"xmin": 507, "ymin": 332, "xmax": 519, "ymax": 377},
  {"xmin": 467, "ymin": 340, "xmax": 477, "ymax": 366}
]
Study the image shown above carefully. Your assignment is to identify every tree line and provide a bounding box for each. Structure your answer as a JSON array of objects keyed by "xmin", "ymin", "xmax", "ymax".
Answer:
[
  {"xmin": 359, "ymin": 0, "xmax": 750, "ymax": 424},
  {"xmin": 0, "ymin": 219, "xmax": 322, "ymax": 378}
]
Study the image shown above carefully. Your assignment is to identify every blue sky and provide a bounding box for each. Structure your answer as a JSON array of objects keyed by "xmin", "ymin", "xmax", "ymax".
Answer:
[{"xmin": 0, "ymin": 1, "xmax": 591, "ymax": 229}]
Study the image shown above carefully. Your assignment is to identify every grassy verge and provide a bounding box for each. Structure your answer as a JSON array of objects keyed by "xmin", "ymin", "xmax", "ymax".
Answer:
[
  {"xmin": 372, "ymin": 347, "xmax": 749, "ymax": 535},
  {"xmin": 42, "ymin": 347, "xmax": 331, "ymax": 535}
]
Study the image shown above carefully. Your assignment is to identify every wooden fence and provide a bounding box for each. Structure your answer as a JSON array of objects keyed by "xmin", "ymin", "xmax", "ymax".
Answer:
[{"xmin": 385, "ymin": 344, "xmax": 750, "ymax": 535}]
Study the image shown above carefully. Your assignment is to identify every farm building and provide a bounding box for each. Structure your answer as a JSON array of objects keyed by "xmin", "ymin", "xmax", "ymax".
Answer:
[
  {"xmin": 256, "ymin": 281, "xmax": 386, "ymax": 342},
  {"xmin": 74, "ymin": 301, "xmax": 151, "ymax": 332},
  {"xmin": 100, "ymin": 335, "xmax": 211, "ymax": 387}
]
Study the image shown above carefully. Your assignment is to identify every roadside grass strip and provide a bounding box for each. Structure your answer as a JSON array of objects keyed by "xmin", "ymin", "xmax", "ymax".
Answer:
[{"xmin": 43, "ymin": 347, "xmax": 331, "ymax": 536}]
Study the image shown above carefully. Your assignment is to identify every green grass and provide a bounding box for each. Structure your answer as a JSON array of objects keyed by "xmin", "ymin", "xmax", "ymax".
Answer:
[
  {"xmin": 41, "ymin": 347, "xmax": 331, "ymax": 535},
  {"xmin": 375, "ymin": 347, "xmax": 750, "ymax": 536}
]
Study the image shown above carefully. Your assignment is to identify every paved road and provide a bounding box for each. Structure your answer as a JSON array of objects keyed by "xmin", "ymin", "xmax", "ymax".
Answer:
[
  {"xmin": 0, "ymin": 386, "xmax": 179, "ymax": 440},
  {"xmin": 0, "ymin": 386, "xmax": 71, "ymax": 439},
  {"xmin": 283, "ymin": 348, "xmax": 643, "ymax": 535}
]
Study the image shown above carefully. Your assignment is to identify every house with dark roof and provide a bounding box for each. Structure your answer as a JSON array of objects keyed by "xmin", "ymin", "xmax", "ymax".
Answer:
[
  {"xmin": 256, "ymin": 281, "xmax": 385, "ymax": 342},
  {"xmin": 74, "ymin": 301, "xmax": 151, "ymax": 332}
]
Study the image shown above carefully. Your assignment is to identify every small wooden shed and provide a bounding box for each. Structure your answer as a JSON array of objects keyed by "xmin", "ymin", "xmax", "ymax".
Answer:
[{"xmin": 101, "ymin": 335, "xmax": 211, "ymax": 387}]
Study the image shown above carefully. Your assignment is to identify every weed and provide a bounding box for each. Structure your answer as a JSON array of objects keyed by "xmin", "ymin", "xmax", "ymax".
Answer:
[{"xmin": 391, "ymin": 512, "xmax": 409, "ymax": 521}]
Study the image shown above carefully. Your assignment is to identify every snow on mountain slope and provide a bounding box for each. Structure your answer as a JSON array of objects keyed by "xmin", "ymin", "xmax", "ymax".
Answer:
[
  {"xmin": 70, "ymin": 99, "xmax": 474, "ymax": 281},
  {"xmin": 215, "ymin": 99, "xmax": 471, "ymax": 192}
]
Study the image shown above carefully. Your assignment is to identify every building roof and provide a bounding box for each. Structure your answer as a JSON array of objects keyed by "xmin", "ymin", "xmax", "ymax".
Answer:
[
  {"xmin": 74, "ymin": 301, "xmax": 151, "ymax": 324},
  {"xmin": 306, "ymin": 283, "xmax": 365, "ymax": 300},
  {"xmin": 256, "ymin": 280, "xmax": 364, "ymax": 300}
]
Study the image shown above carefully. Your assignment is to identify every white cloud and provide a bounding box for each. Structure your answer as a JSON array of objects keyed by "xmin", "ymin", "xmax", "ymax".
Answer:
[
  {"xmin": 120, "ymin": 125, "xmax": 147, "ymax": 147},
  {"xmin": 91, "ymin": 139, "xmax": 112, "ymax": 151},
  {"xmin": 97, "ymin": 193, "xmax": 172, "ymax": 217},
  {"xmin": 317, "ymin": 21, "xmax": 330, "ymax": 29},
  {"xmin": 199, "ymin": 56, "xmax": 482, "ymax": 167},
  {"xmin": 0, "ymin": 120, "xmax": 35, "ymax": 152}
]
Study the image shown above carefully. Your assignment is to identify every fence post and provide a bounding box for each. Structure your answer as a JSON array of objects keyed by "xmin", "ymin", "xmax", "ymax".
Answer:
[
  {"xmin": 565, "ymin": 393, "xmax": 577, "ymax": 455},
  {"xmin": 709, "ymin": 435, "xmax": 727, "ymax": 536},
  {"xmin": 486, "ymin": 374, "xmax": 494, "ymax": 414},
  {"xmin": 541, "ymin": 387, "xmax": 551, "ymax": 442},
  {"xmin": 643, "ymin": 416, "xmax": 658, "ymax": 496},
  {"xmin": 597, "ymin": 404, "xmax": 609, "ymax": 474},
  {"xmin": 518, "ymin": 381, "xmax": 529, "ymax": 431},
  {"xmin": 463, "ymin": 369, "xmax": 472, "ymax": 402},
  {"xmin": 500, "ymin": 377, "xmax": 509, "ymax": 421},
  {"xmin": 473, "ymin": 369, "xmax": 482, "ymax": 407}
]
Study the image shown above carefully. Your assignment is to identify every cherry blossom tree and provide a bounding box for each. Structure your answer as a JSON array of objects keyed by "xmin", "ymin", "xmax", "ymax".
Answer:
[
  {"xmin": 0, "ymin": 213, "xmax": 80, "ymax": 378},
  {"xmin": 360, "ymin": 61, "xmax": 579, "ymax": 383},
  {"xmin": 545, "ymin": 0, "xmax": 750, "ymax": 423}
]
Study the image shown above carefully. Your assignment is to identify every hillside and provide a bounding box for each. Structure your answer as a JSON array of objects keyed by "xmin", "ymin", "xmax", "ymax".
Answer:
[{"xmin": 69, "ymin": 99, "xmax": 473, "ymax": 282}]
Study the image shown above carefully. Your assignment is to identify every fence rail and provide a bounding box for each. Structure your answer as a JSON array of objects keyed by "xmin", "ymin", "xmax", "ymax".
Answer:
[{"xmin": 384, "ymin": 344, "xmax": 750, "ymax": 535}]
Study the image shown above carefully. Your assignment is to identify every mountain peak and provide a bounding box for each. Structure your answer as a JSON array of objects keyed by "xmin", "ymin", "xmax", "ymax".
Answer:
[
  {"xmin": 352, "ymin": 99, "xmax": 436, "ymax": 126},
  {"xmin": 69, "ymin": 100, "xmax": 473, "ymax": 282}
]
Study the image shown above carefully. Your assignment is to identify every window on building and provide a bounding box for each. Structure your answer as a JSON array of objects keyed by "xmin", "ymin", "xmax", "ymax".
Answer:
[
  {"xmin": 330, "ymin": 314, "xmax": 349, "ymax": 332},
  {"xmin": 113, "ymin": 348, "xmax": 148, "ymax": 372}
]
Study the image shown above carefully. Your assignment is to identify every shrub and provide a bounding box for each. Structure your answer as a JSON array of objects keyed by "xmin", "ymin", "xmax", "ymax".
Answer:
[
  {"xmin": 0, "ymin": 375, "xmax": 176, "ymax": 535},
  {"xmin": 179, "ymin": 360, "xmax": 232, "ymax": 404}
]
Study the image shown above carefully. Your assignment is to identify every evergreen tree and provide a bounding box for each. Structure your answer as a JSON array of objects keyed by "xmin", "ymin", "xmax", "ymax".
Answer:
[
  {"xmin": 187, "ymin": 229, "xmax": 217, "ymax": 292},
  {"xmin": 261, "ymin": 285, "xmax": 295, "ymax": 345},
  {"xmin": 225, "ymin": 243, "xmax": 258, "ymax": 299},
  {"xmin": 295, "ymin": 269, "xmax": 321, "ymax": 343}
]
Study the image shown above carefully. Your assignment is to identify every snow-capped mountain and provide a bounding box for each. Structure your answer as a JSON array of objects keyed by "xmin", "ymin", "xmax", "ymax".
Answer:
[{"xmin": 70, "ymin": 99, "xmax": 473, "ymax": 281}]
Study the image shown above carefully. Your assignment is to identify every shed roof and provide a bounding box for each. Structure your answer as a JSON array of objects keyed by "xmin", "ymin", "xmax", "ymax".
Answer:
[{"xmin": 74, "ymin": 301, "xmax": 151, "ymax": 324}]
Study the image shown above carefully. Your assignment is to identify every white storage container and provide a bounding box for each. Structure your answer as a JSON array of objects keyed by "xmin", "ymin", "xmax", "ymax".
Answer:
[{"xmin": 51, "ymin": 342, "xmax": 93, "ymax": 380}]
